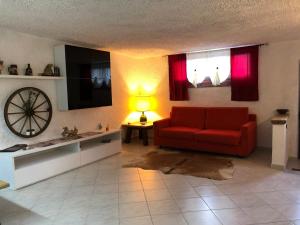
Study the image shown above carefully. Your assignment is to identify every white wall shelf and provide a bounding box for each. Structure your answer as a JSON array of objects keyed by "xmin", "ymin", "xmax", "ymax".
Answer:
[
  {"xmin": 0, "ymin": 129, "xmax": 121, "ymax": 189},
  {"xmin": 0, "ymin": 74, "xmax": 64, "ymax": 80}
]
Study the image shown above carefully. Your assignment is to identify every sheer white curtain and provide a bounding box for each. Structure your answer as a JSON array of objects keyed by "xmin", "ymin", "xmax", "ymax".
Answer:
[{"xmin": 187, "ymin": 49, "xmax": 231, "ymax": 87}]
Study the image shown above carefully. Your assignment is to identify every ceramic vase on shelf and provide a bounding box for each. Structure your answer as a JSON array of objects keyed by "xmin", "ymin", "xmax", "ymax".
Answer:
[
  {"xmin": 8, "ymin": 64, "xmax": 18, "ymax": 75},
  {"xmin": 25, "ymin": 64, "xmax": 33, "ymax": 76}
]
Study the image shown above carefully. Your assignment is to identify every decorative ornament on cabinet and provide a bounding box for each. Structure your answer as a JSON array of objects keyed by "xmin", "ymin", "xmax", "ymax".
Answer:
[{"xmin": 61, "ymin": 126, "xmax": 79, "ymax": 139}]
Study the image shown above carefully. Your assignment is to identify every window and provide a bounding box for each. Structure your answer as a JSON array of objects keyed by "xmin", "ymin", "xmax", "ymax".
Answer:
[{"xmin": 186, "ymin": 49, "xmax": 231, "ymax": 88}]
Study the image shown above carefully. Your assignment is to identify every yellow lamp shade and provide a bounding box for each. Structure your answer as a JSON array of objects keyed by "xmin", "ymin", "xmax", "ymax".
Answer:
[{"xmin": 135, "ymin": 96, "xmax": 151, "ymax": 112}]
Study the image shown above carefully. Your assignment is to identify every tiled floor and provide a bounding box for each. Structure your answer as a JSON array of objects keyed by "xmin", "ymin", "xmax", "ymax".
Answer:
[{"xmin": 1, "ymin": 141, "xmax": 300, "ymax": 225}]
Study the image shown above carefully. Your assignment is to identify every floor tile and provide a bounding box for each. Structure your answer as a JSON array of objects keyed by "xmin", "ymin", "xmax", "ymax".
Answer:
[
  {"xmin": 282, "ymin": 190, "xmax": 300, "ymax": 203},
  {"xmin": 119, "ymin": 173, "xmax": 141, "ymax": 183},
  {"xmin": 89, "ymin": 193, "xmax": 119, "ymax": 208},
  {"xmin": 163, "ymin": 178, "xmax": 192, "ymax": 189},
  {"xmin": 228, "ymin": 193, "xmax": 267, "ymax": 208},
  {"xmin": 272, "ymin": 203, "xmax": 300, "ymax": 220},
  {"xmin": 142, "ymin": 180, "xmax": 166, "ymax": 190},
  {"xmin": 148, "ymin": 199, "xmax": 180, "ymax": 215},
  {"xmin": 203, "ymin": 196, "xmax": 237, "ymax": 209},
  {"xmin": 241, "ymin": 205, "xmax": 287, "ymax": 223},
  {"xmin": 183, "ymin": 210, "xmax": 222, "ymax": 225},
  {"xmin": 256, "ymin": 191, "xmax": 293, "ymax": 205},
  {"xmin": 119, "ymin": 181, "xmax": 143, "ymax": 192},
  {"xmin": 217, "ymin": 183, "xmax": 251, "ymax": 195},
  {"xmin": 120, "ymin": 216, "xmax": 153, "ymax": 225},
  {"xmin": 175, "ymin": 197, "xmax": 209, "ymax": 212},
  {"xmin": 195, "ymin": 185, "xmax": 224, "ymax": 197},
  {"xmin": 145, "ymin": 189, "xmax": 172, "ymax": 201},
  {"xmin": 119, "ymin": 202, "xmax": 149, "ymax": 218},
  {"xmin": 184, "ymin": 176, "xmax": 214, "ymax": 187},
  {"xmin": 152, "ymin": 214, "xmax": 188, "ymax": 225},
  {"xmin": 213, "ymin": 208, "xmax": 254, "ymax": 225},
  {"xmin": 139, "ymin": 169, "xmax": 162, "ymax": 181},
  {"xmin": 119, "ymin": 191, "xmax": 146, "ymax": 203},
  {"xmin": 169, "ymin": 187, "xmax": 199, "ymax": 199},
  {"xmin": 94, "ymin": 183, "xmax": 118, "ymax": 194},
  {"xmin": 252, "ymin": 222, "xmax": 293, "ymax": 225},
  {"xmin": 54, "ymin": 211, "xmax": 87, "ymax": 225},
  {"xmin": 87, "ymin": 204, "xmax": 119, "ymax": 219},
  {"xmin": 85, "ymin": 214, "xmax": 119, "ymax": 225}
]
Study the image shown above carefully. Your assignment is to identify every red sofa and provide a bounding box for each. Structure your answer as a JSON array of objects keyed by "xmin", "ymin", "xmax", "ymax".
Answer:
[{"xmin": 154, "ymin": 107, "xmax": 256, "ymax": 157}]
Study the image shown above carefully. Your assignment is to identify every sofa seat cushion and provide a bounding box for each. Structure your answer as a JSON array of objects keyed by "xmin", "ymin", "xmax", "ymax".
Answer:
[
  {"xmin": 159, "ymin": 127, "xmax": 201, "ymax": 140},
  {"xmin": 196, "ymin": 129, "xmax": 241, "ymax": 146}
]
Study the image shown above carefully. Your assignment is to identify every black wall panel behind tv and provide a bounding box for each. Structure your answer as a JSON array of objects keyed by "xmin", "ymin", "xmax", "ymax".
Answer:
[{"xmin": 65, "ymin": 45, "xmax": 112, "ymax": 110}]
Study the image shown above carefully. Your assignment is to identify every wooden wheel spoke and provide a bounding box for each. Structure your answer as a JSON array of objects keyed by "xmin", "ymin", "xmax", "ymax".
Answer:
[
  {"xmin": 18, "ymin": 93, "xmax": 26, "ymax": 104},
  {"xmin": 33, "ymin": 100, "xmax": 47, "ymax": 110},
  {"xmin": 29, "ymin": 116, "xmax": 32, "ymax": 135},
  {"xmin": 32, "ymin": 115, "xmax": 42, "ymax": 130},
  {"xmin": 31, "ymin": 92, "xmax": 40, "ymax": 108},
  {"xmin": 11, "ymin": 114, "xmax": 26, "ymax": 126},
  {"xmin": 33, "ymin": 113, "xmax": 47, "ymax": 122},
  {"xmin": 34, "ymin": 110, "xmax": 50, "ymax": 113},
  {"xmin": 10, "ymin": 102, "xmax": 25, "ymax": 111},
  {"xmin": 7, "ymin": 112, "xmax": 25, "ymax": 115},
  {"xmin": 20, "ymin": 116, "xmax": 28, "ymax": 134}
]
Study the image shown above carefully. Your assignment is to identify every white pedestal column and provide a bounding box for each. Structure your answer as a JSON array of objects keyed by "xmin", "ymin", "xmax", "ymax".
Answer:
[{"xmin": 271, "ymin": 115, "xmax": 288, "ymax": 170}]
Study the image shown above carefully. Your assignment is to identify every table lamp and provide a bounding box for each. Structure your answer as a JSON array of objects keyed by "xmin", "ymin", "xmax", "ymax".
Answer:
[{"xmin": 135, "ymin": 95, "xmax": 151, "ymax": 124}]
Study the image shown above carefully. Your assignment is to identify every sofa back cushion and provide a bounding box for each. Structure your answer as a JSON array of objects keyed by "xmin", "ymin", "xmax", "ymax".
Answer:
[
  {"xmin": 205, "ymin": 107, "xmax": 249, "ymax": 130},
  {"xmin": 171, "ymin": 107, "xmax": 205, "ymax": 129}
]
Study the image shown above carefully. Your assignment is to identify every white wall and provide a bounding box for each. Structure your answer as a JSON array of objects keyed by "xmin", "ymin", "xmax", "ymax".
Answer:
[
  {"xmin": 145, "ymin": 42, "xmax": 300, "ymax": 157},
  {"xmin": 1, "ymin": 28, "xmax": 300, "ymax": 158},
  {"xmin": 0, "ymin": 28, "xmax": 142, "ymax": 149}
]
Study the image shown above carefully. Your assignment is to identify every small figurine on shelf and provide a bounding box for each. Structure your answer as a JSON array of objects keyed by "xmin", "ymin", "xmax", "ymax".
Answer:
[
  {"xmin": 54, "ymin": 66, "xmax": 60, "ymax": 76},
  {"xmin": 98, "ymin": 123, "xmax": 103, "ymax": 130},
  {"xmin": 40, "ymin": 64, "xmax": 54, "ymax": 76},
  {"xmin": 106, "ymin": 124, "xmax": 110, "ymax": 132},
  {"xmin": 25, "ymin": 64, "xmax": 33, "ymax": 76},
  {"xmin": 8, "ymin": 64, "xmax": 18, "ymax": 75},
  {"xmin": 0, "ymin": 60, "xmax": 3, "ymax": 74}
]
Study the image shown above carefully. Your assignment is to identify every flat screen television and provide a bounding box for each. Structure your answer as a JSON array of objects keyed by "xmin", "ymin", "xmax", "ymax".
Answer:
[{"xmin": 64, "ymin": 45, "xmax": 112, "ymax": 110}]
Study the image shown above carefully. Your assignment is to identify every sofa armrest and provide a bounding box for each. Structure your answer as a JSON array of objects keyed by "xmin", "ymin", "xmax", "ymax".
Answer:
[
  {"xmin": 153, "ymin": 118, "xmax": 170, "ymax": 144},
  {"xmin": 240, "ymin": 121, "xmax": 257, "ymax": 156},
  {"xmin": 154, "ymin": 118, "xmax": 171, "ymax": 129}
]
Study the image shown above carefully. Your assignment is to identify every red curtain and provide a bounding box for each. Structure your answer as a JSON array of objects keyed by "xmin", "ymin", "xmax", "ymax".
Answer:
[
  {"xmin": 168, "ymin": 54, "xmax": 189, "ymax": 101},
  {"xmin": 231, "ymin": 46, "xmax": 259, "ymax": 101}
]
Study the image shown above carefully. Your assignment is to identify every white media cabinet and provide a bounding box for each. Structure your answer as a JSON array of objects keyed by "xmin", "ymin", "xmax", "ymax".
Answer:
[{"xmin": 0, "ymin": 129, "xmax": 121, "ymax": 190}]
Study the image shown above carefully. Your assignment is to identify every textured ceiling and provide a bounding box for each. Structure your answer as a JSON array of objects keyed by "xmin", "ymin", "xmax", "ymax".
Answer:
[{"xmin": 1, "ymin": 0, "xmax": 300, "ymax": 58}]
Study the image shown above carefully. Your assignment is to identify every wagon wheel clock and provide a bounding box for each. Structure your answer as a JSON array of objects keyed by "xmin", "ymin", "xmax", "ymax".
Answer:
[{"xmin": 4, "ymin": 87, "xmax": 52, "ymax": 138}]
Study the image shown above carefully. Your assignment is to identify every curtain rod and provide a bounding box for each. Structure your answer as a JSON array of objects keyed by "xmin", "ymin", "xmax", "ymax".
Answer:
[{"xmin": 165, "ymin": 43, "xmax": 268, "ymax": 57}]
